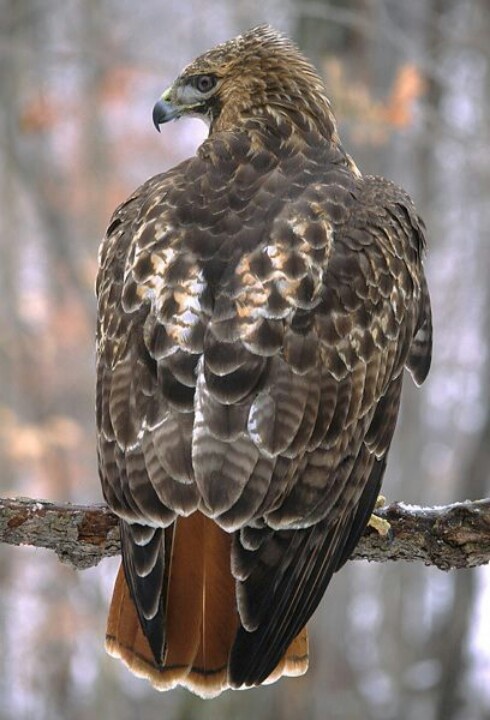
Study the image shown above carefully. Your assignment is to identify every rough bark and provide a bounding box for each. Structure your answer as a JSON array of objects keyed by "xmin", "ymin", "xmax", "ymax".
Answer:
[
  {"xmin": 0, "ymin": 497, "xmax": 120, "ymax": 569},
  {"xmin": 1, "ymin": 496, "xmax": 490, "ymax": 571}
]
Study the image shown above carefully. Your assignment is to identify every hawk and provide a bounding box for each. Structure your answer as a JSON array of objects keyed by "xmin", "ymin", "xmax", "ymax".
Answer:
[{"xmin": 96, "ymin": 25, "xmax": 432, "ymax": 697}]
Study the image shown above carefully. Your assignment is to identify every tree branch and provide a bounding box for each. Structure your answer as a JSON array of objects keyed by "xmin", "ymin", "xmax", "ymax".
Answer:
[
  {"xmin": 1, "ymin": 496, "xmax": 490, "ymax": 571},
  {"xmin": 0, "ymin": 497, "xmax": 120, "ymax": 569}
]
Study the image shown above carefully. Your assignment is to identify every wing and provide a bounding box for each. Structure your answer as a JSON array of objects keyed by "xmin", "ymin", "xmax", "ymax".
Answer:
[
  {"xmin": 97, "ymin": 157, "xmax": 217, "ymax": 524},
  {"xmin": 192, "ymin": 171, "xmax": 432, "ymax": 686},
  {"xmin": 96, "ymin": 162, "xmax": 209, "ymax": 661}
]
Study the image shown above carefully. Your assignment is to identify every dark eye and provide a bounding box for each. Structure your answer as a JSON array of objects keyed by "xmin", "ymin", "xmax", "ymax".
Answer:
[{"xmin": 192, "ymin": 74, "xmax": 217, "ymax": 94}]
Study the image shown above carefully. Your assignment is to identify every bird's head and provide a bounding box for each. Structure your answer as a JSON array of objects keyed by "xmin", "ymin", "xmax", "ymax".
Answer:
[{"xmin": 153, "ymin": 25, "xmax": 338, "ymax": 139}]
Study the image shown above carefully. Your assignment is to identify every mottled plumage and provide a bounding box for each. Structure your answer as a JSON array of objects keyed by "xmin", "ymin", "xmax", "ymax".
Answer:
[{"xmin": 97, "ymin": 25, "xmax": 432, "ymax": 697}]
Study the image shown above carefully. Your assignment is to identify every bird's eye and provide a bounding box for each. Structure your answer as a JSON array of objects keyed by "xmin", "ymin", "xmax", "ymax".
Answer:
[{"xmin": 191, "ymin": 74, "xmax": 217, "ymax": 94}]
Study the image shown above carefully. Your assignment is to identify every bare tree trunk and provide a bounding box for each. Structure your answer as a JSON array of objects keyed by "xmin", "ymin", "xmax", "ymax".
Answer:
[{"xmin": 425, "ymin": 1, "xmax": 490, "ymax": 717}]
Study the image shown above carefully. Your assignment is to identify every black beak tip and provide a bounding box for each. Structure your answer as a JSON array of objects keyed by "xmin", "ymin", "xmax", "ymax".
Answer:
[{"xmin": 152, "ymin": 101, "xmax": 165, "ymax": 132}]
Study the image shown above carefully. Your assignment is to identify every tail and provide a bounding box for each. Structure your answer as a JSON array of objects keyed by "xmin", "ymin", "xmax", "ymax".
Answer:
[{"xmin": 105, "ymin": 512, "xmax": 309, "ymax": 697}]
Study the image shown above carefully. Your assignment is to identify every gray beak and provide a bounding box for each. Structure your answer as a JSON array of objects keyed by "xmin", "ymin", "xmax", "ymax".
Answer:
[{"xmin": 152, "ymin": 99, "xmax": 181, "ymax": 131}]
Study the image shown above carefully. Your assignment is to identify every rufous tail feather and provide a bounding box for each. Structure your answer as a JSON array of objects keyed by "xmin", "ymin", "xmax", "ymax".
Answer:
[{"xmin": 105, "ymin": 512, "xmax": 309, "ymax": 697}]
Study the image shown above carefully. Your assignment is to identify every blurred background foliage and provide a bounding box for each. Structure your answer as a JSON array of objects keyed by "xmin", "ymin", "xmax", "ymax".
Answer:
[{"xmin": 0, "ymin": 1, "xmax": 489, "ymax": 718}]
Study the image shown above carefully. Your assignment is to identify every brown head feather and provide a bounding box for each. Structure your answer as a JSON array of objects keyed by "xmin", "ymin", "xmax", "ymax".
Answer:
[{"xmin": 164, "ymin": 25, "xmax": 340, "ymax": 139}]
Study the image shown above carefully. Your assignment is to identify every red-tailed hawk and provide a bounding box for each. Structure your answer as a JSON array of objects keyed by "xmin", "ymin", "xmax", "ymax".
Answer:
[{"xmin": 96, "ymin": 25, "xmax": 432, "ymax": 697}]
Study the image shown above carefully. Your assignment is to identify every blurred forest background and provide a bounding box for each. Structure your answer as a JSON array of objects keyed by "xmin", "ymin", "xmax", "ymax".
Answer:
[{"xmin": 0, "ymin": 0, "xmax": 489, "ymax": 718}]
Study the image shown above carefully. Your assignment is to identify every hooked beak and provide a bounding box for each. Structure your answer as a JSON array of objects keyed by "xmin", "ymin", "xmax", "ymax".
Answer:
[{"xmin": 152, "ymin": 88, "xmax": 181, "ymax": 132}]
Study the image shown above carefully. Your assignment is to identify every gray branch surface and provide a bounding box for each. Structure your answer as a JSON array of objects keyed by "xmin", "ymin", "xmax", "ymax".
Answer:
[{"xmin": 1, "ymin": 496, "xmax": 490, "ymax": 570}]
